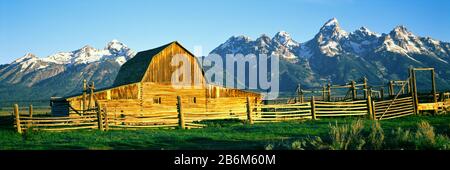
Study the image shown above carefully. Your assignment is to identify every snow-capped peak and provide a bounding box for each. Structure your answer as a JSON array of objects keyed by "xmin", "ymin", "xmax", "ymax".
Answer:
[
  {"xmin": 13, "ymin": 41, "xmax": 135, "ymax": 66},
  {"xmin": 376, "ymin": 25, "xmax": 429, "ymax": 55},
  {"xmin": 41, "ymin": 52, "xmax": 73, "ymax": 64},
  {"xmin": 355, "ymin": 27, "xmax": 379, "ymax": 37},
  {"xmin": 217, "ymin": 35, "xmax": 253, "ymax": 50},
  {"xmin": 255, "ymin": 34, "xmax": 272, "ymax": 46},
  {"xmin": 106, "ymin": 39, "xmax": 128, "ymax": 52},
  {"xmin": 323, "ymin": 17, "xmax": 339, "ymax": 27},
  {"xmin": 314, "ymin": 18, "xmax": 348, "ymax": 56},
  {"xmin": 13, "ymin": 53, "xmax": 38, "ymax": 64},
  {"xmin": 10, "ymin": 53, "xmax": 47, "ymax": 72},
  {"xmin": 232, "ymin": 35, "xmax": 252, "ymax": 42},
  {"xmin": 393, "ymin": 25, "xmax": 411, "ymax": 34},
  {"xmin": 256, "ymin": 34, "xmax": 271, "ymax": 42},
  {"xmin": 390, "ymin": 25, "xmax": 416, "ymax": 40},
  {"xmin": 273, "ymin": 31, "xmax": 299, "ymax": 47},
  {"xmin": 317, "ymin": 18, "xmax": 348, "ymax": 41},
  {"xmin": 275, "ymin": 31, "xmax": 290, "ymax": 38}
]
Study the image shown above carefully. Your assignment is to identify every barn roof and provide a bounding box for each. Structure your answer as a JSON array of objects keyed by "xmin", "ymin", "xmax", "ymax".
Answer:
[{"xmin": 112, "ymin": 42, "xmax": 173, "ymax": 87}]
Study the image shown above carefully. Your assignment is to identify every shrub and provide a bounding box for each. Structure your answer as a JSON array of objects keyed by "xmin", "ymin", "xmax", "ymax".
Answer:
[
  {"xmin": 388, "ymin": 127, "xmax": 413, "ymax": 149},
  {"xmin": 264, "ymin": 144, "xmax": 274, "ymax": 150},
  {"xmin": 291, "ymin": 141, "xmax": 303, "ymax": 150},
  {"xmin": 290, "ymin": 120, "xmax": 450, "ymax": 150},
  {"xmin": 367, "ymin": 121, "xmax": 384, "ymax": 150},
  {"xmin": 413, "ymin": 121, "xmax": 450, "ymax": 150},
  {"xmin": 329, "ymin": 119, "xmax": 365, "ymax": 150},
  {"xmin": 414, "ymin": 121, "xmax": 435, "ymax": 149}
]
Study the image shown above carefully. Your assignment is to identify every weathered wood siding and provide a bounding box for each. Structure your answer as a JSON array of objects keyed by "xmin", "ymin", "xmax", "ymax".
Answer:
[
  {"xmin": 143, "ymin": 43, "xmax": 206, "ymax": 86},
  {"xmin": 65, "ymin": 82, "xmax": 261, "ymax": 116},
  {"xmin": 67, "ymin": 83, "xmax": 141, "ymax": 111}
]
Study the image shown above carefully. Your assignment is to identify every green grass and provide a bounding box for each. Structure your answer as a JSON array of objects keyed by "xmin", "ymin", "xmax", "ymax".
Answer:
[{"xmin": 0, "ymin": 114, "xmax": 449, "ymax": 150}]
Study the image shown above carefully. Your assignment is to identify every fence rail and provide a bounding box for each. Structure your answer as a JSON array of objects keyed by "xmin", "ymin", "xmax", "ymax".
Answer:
[
  {"xmin": 15, "ymin": 115, "xmax": 98, "ymax": 133},
  {"xmin": 252, "ymin": 102, "xmax": 312, "ymax": 123},
  {"xmin": 106, "ymin": 111, "xmax": 179, "ymax": 130},
  {"xmin": 314, "ymin": 100, "xmax": 369, "ymax": 117}
]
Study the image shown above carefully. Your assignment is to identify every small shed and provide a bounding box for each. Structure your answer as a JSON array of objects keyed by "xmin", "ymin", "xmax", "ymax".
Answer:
[{"xmin": 50, "ymin": 97, "xmax": 70, "ymax": 117}]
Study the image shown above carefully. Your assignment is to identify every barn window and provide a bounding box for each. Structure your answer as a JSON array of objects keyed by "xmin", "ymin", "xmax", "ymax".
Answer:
[
  {"xmin": 153, "ymin": 97, "xmax": 162, "ymax": 104},
  {"xmin": 192, "ymin": 97, "xmax": 197, "ymax": 104}
]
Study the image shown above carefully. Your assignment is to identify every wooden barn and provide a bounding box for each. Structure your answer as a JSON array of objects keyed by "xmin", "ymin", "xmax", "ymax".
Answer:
[{"xmin": 51, "ymin": 41, "xmax": 262, "ymax": 116}]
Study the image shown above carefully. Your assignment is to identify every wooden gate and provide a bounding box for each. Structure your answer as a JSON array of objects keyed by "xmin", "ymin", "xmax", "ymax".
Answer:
[
  {"xmin": 374, "ymin": 76, "xmax": 416, "ymax": 120},
  {"xmin": 374, "ymin": 96, "xmax": 415, "ymax": 120}
]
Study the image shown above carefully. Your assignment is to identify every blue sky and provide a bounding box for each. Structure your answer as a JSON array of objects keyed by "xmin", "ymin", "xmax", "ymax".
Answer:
[{"xmin": 1, "ymin": 0, "xmax": 449, "ymax": 64}]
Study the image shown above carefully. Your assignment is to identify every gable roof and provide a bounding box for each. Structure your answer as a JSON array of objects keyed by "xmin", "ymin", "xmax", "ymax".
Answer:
[{"xmin": 112, "ymin": 42, "xmax": 173, "ymax": 87}]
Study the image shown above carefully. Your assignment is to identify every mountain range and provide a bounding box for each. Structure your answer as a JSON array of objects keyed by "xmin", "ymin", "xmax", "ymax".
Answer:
[
  {"xmin": 210, "ymin": 18, "xmax": 450, "ymax": 91},
  {"xmin": 0, "ymin": 40, "xmax": 135, "ymax": 100},
  {"xmin": 1, "ymin": 18, "xmax": 449, "ymax": 101}
]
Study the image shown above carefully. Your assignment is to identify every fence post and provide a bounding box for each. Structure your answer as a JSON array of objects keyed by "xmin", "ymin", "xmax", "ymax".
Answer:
[
  {"xmin": 14, "ymin": 104, "xmax": 22, "ymax": 134},
  {"xmin": 409, "ymin": 68, "xmax": 417, "ymax": 115},
  {"xmin": 351, "ymin": 80, "xmax": 357, "ymax": 100},
  {"xmin": 246, "ymin": 97, "xmax": 253, "ymax": 125},
  {"xmin": 389, "ymin": 81, "xmax": 394, "ymax": 97},
  {"xmin": 177, "ymin": 96, "xmax": 186, "ymax": 129},
  {"xmin": 311, "ymin": 96, "xmax": 316, "ymax": 120},
  {"xmin": 327, "ymin": 83, "xmax": 331, "ymax": 101},
  {"xmin": 412, "ymin": 69, "xmax": 419, "ymax": 115},
  {"xmin": 88, "ymin": 82, "xmax": 95, "ymax": 110},
  {"xmin": 104, "ymin": 104, "xmax": 109, "ymax": 131},
  {"xmin": 96, "ymin": 101, "xmax": 104, "ymax": 131},
  {"xmin": 431, "ymin": 69, "xmax": 437, "ymax": 114},
  {"xmin": 82, "ymin": 79, "xmax": 87, "ymax": 114},
  {"xmin": 322, "ymin": 85, "xmax": 326, "ymax": 101},
  {"xmin": 363, "ymin": 77, "xmax": 368, "ymax": 99},
  {"xmin": 28, "ymin": 105, "xmax": 33, "ymax": 128},
  {"xmin": 366, "ymin": 90, "xmax": 374, "ymax": 119},
  {"xmin": 372, "ymin": 100, "xmax": 377, "ymax": 120}
]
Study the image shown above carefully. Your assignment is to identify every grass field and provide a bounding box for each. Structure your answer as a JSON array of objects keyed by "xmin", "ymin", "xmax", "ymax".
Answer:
[
  {"xmin": 0, "ymin": 106, "xmax": 51, "ymax": 116},
  {"xmin": 0, "ymin": 114, "xmax": 449, "ymax": 150}
]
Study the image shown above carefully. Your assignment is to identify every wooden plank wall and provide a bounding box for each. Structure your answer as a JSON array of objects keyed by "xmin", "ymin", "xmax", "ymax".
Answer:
[
  {"xmin": 66, "ymin": 82, "xmax": 262, "ymax": 117},
  {"xmin": 67, "ymin": 83, "xmax": 140, "ymax": 111},
  {"xmin": 143, "ymin": 43, "xmax": 206, "ymax": 86}
]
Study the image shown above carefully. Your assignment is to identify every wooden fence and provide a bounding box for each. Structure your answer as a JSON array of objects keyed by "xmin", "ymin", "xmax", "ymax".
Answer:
[
  {"xmin": 250, "ymin": 97, "xmax": 370, "ymax": 123},
  {"xmin": 103, "ymin": 96, "xmax": 245, "ymax": 130},
  {"xmin": 12, "ymin": 94, "xmax": 424, "ymax": 133},
  {"xmin": 13, "ymin": 104, "xmax": 99, "ymax": 134}
]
